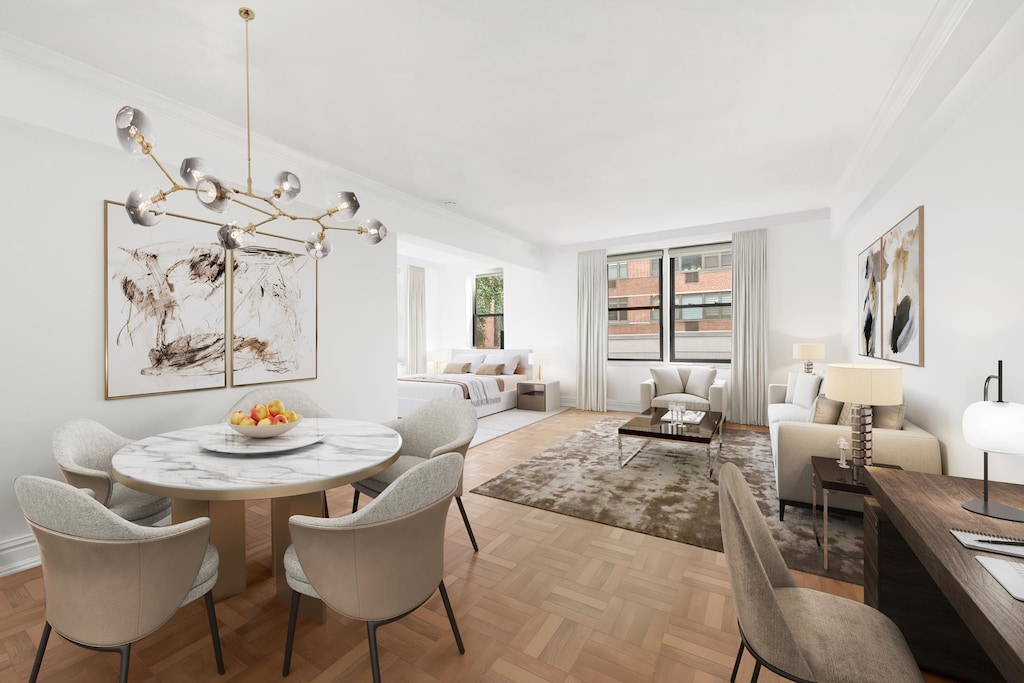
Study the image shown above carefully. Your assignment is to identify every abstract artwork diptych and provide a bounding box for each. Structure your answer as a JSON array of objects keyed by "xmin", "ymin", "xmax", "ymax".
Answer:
[
  {"xmin": 105, "ymin": 201, "xmax": 317, "ymax": 399},
  {"xmin": 858, "ymin": 206, "xmax": 924, "ymax": 367}
]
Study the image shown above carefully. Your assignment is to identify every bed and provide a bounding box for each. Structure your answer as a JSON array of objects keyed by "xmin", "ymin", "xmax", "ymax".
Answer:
[{"xmin": 397, "ymin": 348, "xmax": 532, "ymax": 418}]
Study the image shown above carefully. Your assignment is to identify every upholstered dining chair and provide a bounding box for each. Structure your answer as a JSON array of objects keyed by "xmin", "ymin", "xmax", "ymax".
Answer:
[
  {"xmin": 282, "ymin": 452, "xmax": 466, "ymax": 682},
  {"xmin": 220, "ymin": 385, "xmax": 332, "ymax": 422},
  {"xmin": 717, "ymin": 462, "xmax": 922, "ymax": 683},
  {"xmin": 350, "ymin": 396, "xmax": 479, "ymax": 550},
  {"xmin": 52, "ymin": 418, "xmax": 171, "ymax": 525},
  {"xmin": 14, "ymin": 475, "xmax": 225, "ymax": 683}
]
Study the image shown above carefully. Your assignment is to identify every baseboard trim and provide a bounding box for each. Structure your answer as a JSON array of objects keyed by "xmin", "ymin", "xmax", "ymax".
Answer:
[{"xmin": 0, "ymin": 533, "xmax": 39, "ymax": 577}]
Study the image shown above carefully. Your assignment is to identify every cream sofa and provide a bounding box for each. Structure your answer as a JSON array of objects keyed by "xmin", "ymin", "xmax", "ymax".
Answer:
[
  {"xmin": 640, "ymin": 366, "xmax": 728, "ymax": 416},
  {"xmin": 768, "ymin": 380, "xmax": 941, "ymax": 520}
]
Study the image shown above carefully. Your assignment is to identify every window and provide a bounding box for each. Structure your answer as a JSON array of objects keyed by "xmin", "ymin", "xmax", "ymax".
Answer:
[
  {"xmin": 605, "ymin": 242, "xmax": 732, "ymax": 363},
  {"xmin": 473, "ymin": 272, "xmax": 504, "ymax": 349},
  {"xmin": 669, "ymin": 243, "xmax": 732, "ymax": 362},
  {"xmin": 606, "ymin": 252, "xmax": 662, "ymax": 360}
]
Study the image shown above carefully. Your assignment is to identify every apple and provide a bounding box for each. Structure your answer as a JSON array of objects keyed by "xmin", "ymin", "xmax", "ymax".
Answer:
[
  {"xmin": 228, "ymin": 410, "xmax": 248, "ymax": 425},
  {"xmin": 257, "ymin": 417, "xmax": 273, "ymax": 427},
  {"xmin": 272, "ymin": 414, "xmax": 287, "ymax": 425},
  {"xmin": 251, "ymin": 403, "xmax": 269, "ymax": 422},
  {"xmin": 240, "ymin": 416, "xmax": 257, "ymax": 426},
  {"xmin": 268, "ymin": 399, "xmax": 285, "ymax": 416},
  {"xmin": 283, "ymin": 410, "xmax": 300, "ymax": 423}
]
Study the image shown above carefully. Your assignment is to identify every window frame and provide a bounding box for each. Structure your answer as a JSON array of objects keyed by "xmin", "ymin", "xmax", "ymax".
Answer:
[
  {"xmin": 605, "ymin": 252, "xmax": 663, "ymax": 361},
  {"xmin": 472, "ymin": 272, "xmax": 504, "ymax": 349}
]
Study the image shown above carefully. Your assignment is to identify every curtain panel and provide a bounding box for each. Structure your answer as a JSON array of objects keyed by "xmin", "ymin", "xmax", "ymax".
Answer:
[
  {"xmin": 730, "ymin": 229, "xmax": 768, "ymax": 425},
  {"xmin": 577, "ymin": 249, "xmax": 608, "ymax": 411},
  {"xmin": 406, "ymin": 265, "xmax": 426, "ymax": 374}
]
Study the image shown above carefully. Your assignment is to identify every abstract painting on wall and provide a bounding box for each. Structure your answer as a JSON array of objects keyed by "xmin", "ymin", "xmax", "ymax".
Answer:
[
  {"xmin": 105, "ymin": 201, "xmax": 227, "ymax": 398},
  {"xmin": 231, "ymin": 235, "xmax": 318, "ymax": 386},
  {"xmin": 880, "ymin": 206, "xmax": 924, "ymax": 366},
  {"xmin": 858, "ymin": 238, "xmax": 882, "ymax": 359}
]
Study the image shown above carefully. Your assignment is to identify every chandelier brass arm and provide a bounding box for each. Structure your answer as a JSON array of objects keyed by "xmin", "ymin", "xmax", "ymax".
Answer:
[{"xmin": 114, "ymin": 7, "xmax": 387, "ymax": 260}]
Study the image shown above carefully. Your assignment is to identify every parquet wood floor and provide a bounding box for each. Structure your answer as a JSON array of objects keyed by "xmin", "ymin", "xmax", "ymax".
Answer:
[{"xmin": 1, "ymin": 410, "xmax": 954, "ymax": 682}]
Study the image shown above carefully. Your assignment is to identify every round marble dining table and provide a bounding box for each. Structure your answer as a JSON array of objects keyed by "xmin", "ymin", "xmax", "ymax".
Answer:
[{"xmin": 112, "ymin": 418, "xmax": 402, "ymax": 618}]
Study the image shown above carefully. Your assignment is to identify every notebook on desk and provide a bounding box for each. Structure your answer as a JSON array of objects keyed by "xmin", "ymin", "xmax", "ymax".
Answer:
[{"xmin": 950, "ymin": 528, "xmax": 1024, "ymax": 559}]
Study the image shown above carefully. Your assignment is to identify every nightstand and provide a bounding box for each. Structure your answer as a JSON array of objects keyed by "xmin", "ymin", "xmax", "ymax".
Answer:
[{"xmin": 517, "ymin": 380, "xmax": 560, "ymax": 411}]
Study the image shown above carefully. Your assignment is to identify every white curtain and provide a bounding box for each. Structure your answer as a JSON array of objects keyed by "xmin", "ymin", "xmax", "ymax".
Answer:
[
  {"xmin": 577, "ymin": 249, "xmax": 608, "ymax": 411},
  {"xmin": 406, "ymin": 265, "xmax": 426, "ymax": 374},
  {"xmin": 730, "ymin": 229, "xmax": 769, "ymax": 425}
]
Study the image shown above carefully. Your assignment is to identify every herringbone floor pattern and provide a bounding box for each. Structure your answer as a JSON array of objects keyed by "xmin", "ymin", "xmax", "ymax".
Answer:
[{"xmin": 1, "ymin": 409, "xmax": 951, "ymax": 682}]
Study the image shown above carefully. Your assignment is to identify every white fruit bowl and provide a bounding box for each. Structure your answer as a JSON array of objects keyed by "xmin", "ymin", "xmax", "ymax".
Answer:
[{"xmin": 229, "ymin": 418, "xmax": 301, "ymax": 439}]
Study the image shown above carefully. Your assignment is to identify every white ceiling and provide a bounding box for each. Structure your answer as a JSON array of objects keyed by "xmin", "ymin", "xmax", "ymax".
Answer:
[{"xmin": 1, "ymin": 1, "xmax": 1021, "ymax": 249}]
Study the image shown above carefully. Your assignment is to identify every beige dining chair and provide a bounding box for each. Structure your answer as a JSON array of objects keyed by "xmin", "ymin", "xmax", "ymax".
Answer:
[
  {"xmin": 717, "ymin": 462, "xmax": 922, "ymax": 682},
  {"xmin": 282, "ymin": 452, "xmax": 466, "ymax": 682},
  {"xmin": 351, "ymin": 396, "xmax": 479, "ymax": 551},
  {"xmin": 52, "ymin": 418, "xmax": 171, "ymax": 525},
  {"xmin": 14, "ymin": 475, "xmax": 225, "ymax": 683},
  {"xmin": 220, "ymin": 386, "xmax": 332, "ymax": 422}
]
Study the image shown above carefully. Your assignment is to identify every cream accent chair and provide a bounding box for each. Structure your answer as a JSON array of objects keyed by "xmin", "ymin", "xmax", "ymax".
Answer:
[
  {"xmin": 52, "ymin": 419, "xmax": 171, "ymax": 525},
  {"xmin": 14, "ymin": 476, "xmax": 224, "ymax": 683},
  {"xmin": 351, "ymin": 396, "xmax": 479, "ymax": 551},
  {"xmin": 282, "ymin": 453, "xmax": 466, "ymax": 682},
  {"xmin": 718, "ymin": 463, "xmax": 923, "ymax": 683},
  {"xmin": 221, "ymin": 386, "xmax": 332, "ymax": 422},
  {"xmin": 640, "ymin": 366, "xmax": 729, "ymax": 417}
]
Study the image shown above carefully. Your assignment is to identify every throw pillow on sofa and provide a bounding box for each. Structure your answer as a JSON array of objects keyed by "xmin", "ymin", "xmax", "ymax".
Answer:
[
  {"xmin": 810, "ymin": 394, "xmax": 844, "ymax": 424},
  {"xmin": 792, "ymin": 373, "xmax": 823, "ymax": 409},
  {"xmin": 784, "ymin": 371, "xmax": 801, "ymax": 403},
  {"xmin": 650, "ymin": 367, "xmax": 684, "ymax": 395},
  {"xmin": 686, "ymin": 367, "xmax": 717, "ymax": 398}
]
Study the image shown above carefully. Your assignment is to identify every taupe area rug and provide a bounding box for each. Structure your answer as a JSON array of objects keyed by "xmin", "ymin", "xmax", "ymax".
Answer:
[{"xmin": 471, "ymin": 417, "xmax": 863, "ymax": 584}]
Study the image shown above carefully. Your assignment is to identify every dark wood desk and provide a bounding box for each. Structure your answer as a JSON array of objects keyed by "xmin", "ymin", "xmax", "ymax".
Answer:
[{"xmin": 863, "ymin": 467, "xmax": 1024, "ymax": 682}]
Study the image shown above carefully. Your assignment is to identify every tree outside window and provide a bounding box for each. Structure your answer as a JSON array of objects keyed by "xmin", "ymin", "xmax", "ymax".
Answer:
[{"xmin": 473, "ymin": 273, "xmax": 504, "ymax": 349}]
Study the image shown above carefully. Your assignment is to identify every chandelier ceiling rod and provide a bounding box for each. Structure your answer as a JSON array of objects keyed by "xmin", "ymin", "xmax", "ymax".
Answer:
[{"xmin": 114, "ymin": 6, "xmax": 387, "ymax": 260}]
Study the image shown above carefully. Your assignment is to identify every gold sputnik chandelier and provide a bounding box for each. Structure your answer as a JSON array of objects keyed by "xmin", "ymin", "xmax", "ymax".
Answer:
[{"xmin": 114, "ymin": 7, "xmax": 386, "ymax": 260}]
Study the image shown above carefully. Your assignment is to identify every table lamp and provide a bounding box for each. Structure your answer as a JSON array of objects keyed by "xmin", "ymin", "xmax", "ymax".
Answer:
[
  {"xmin": 793, "ymin": 343, "xmax": 826, "ymax": 374},
  {"xmin": 528, "ymin": 352, "xmax": 550, "ymax": 381},
  {"xmin": 962, "ymin": 360, "xmax": 1024, "ymax": 522},
  {"xmin": 427, "ymin": 349, "xmax": 448, "ymax": 373},
  {"xmin": 824, "ymin": 363, "xmax": 902, "ymax": 467}
]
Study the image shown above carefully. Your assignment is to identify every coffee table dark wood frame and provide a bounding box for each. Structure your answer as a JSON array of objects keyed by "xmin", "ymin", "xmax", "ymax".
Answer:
[{"xmin": 617, "ymin": 410, "xmax": 724, "ymax": 477}]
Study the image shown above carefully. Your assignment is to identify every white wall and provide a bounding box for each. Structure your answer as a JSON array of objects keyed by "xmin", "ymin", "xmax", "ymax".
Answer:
[{"xmin": 835, "ymin": 47, "xmax": 1024, "ymax": 482}]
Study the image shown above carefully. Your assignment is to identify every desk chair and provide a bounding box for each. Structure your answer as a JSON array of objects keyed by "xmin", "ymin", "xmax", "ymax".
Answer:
[
  {"xmin": 52, "ymin": 419, "xmax": 171, "ymax": 525},
  {"xmin": 282, "ymin": 452, "xmax": 466, "ymax": 682},
  {"xmin": 351, "ymin": 396, "xmax": 479, "ymax": 551},
  {"xmin": 718, "ymin": 462, "xmax": 923, "ymax": 682},
  {"xmin": 14, "ymin": 476, "xmax": 225, "ymax": 683}
]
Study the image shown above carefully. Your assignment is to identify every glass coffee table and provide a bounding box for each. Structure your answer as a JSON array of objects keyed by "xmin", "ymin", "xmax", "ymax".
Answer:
[{"xmin": 617, "ymin": 410, "xmax": 724, "ymax": 477}]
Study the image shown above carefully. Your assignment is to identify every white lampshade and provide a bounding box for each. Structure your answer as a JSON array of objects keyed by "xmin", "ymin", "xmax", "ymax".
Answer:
[
  {"xmin": 793, "ymin": 343, "xmax": 825, "ymax": 360},
  {"xmin": 963, "ymin": 401, "xmax": 1024, "ymax": 454},
  {"xmin": 824, "ymin": 364, "xmax": 903, "ymax": 406},
  {"xmin": 528, "ymin": 352, "xmax": 550, "ymax": 366}
]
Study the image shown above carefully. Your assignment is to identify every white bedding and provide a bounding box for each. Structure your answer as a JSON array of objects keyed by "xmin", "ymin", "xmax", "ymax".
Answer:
[
  {"xmin": 396, "ymin": 373, "xmax": 527, "ymax": 418},
  {"xmin": 398, "ymin": 373, "xmax": 503, "ymax": 407}
]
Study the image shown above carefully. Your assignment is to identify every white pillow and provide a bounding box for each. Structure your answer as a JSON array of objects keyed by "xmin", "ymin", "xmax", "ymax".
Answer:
[
  {"xmin": 484, "ymin": 353, "xmax": 520, "ymax": 375},
  {"xmin": 451, "ymin": 353, "xmax": 486, "ymax": 372},
  {"xmin": 793, "ymin": 373, "xmax": 823, "ymax": 410},
  {"xmin": 784, "ymin": 371, "xmax": 800, "ymax": 404},
  {"xmin": 650, "ymin": 368, "xmax": 684, "ymax": 396},
  {"xmin": 685, "ymin": 367, "xmax": 717, "ymax": 399}
]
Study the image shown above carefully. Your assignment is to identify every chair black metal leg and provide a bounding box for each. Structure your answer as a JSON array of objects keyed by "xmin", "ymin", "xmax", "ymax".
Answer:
[
  {"xmin": 730, "ymin": 640, "xmax": 744, "ymax": 683},
  {"xmin": 751, "ymin": 660, "xmax": 761, "ymax": 683},
  {"xmin": 367, "ymin": 622, "xmax": 383, "ymax": 683},
  {"xmin": 118, "ymin": 643, "xmax": 131, "ymax": 683},
  {"xmin": 282, "ymin": 590, "xmax": 301, "ymax": 676},
  {"xmin": 352, "ymin": 489, "xmax": 361, "ymax": 513},
  {"xmin": 203, "ymin": 591, "xmax": 225, "ymax": 674},
  {"xmin": 28, "ymin": 621, "xmax": 51, "ymax": 683},
  {"xmin": 455, "ymin": 497, "xmax": 478, "ymax": 552},
  {"xmin": 438, "ymin": 581, "xmax": 465, "ymax": 654}
]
